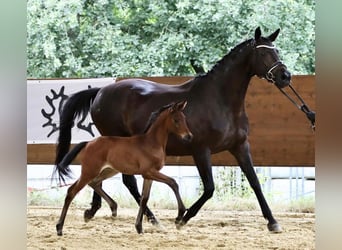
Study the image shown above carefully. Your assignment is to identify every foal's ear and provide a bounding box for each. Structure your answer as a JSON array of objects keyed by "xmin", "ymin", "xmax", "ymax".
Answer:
[
  {"xmin": 267, "ymin": 28, "xmax": 280, "ymax": 42},
  {"xmin": 254, "ymin": 27, "xmax": 262, "ymax": 40},
  {"xmin": 172, "ymin": 100, "xmax": 187, "ymax": 112},
  {"xmin": 177, "ymin": 100, "xmax": 187, "ymax": 111}
]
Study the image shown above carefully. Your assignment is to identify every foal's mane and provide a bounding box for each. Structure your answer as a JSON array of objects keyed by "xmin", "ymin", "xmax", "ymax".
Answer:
[
  {"xmin": 194, "ymin": 38, "xmax": 255, "ymax": 80},
  {"xmin": 143, "ymin": 103, "xmax": 173, "ymax": 133}
]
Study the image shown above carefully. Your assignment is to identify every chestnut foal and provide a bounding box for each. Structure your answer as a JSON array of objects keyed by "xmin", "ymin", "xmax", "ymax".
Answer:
[{"xmin": 53, "ymin": 101, "xmax": 193, "ymax": 235}]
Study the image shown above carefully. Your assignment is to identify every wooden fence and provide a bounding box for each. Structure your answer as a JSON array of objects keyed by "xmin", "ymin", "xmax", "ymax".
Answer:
[{"xmin": 27, "ymin": 75, "xmax": 315, "ymax": 166}]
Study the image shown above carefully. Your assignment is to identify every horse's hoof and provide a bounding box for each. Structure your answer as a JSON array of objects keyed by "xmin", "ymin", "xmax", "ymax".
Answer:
[
  {"xmin": 267, "ymin": 222, "xmax": 282, "ymax": 233},
  {"xmin": 84, "ymin": 209, "xmax": 95, "ymax": 222},
  {"xmin": 148, "ymin": 216, "xmax": 159, "ymax": 226},
  {"xmin": 135, "ymin": 225, "xmax": 143, "ymax": 234},
  {"xmin": 56, "ymin": 224, "xmax": 63, "ymax": 236},
  {"xmin": 175, "ymin": 219, "xmax": 186, "ymax": 230}
]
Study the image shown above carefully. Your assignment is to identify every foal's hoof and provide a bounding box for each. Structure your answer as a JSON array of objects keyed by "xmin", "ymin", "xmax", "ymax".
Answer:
[
  {"xmin": 175, "ymin": 219, "xmax": 186, "ymax": 230},
  {"xmin": 267, "ymin": 222, "xmax": 282, "ymax": 233}
]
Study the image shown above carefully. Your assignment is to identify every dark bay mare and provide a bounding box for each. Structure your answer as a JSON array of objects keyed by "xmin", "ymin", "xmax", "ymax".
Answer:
[
  {"xmin": 56, "ymin": 27, "xmax": 291, "ymax": 232},
  {"xmin": 54, "ymin": 101, "xmax": 193, "ymax": 235}
]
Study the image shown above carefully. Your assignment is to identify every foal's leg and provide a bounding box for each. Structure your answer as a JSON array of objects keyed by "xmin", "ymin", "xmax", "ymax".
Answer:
[
  {"xmin": 148, "ymin": 171, "xmax": 187, "ymax": 227},
  {"xmin": 85, "ymin": 174, "xmax": 158, "ymax": 225},
  {"xmin": 56, "ymin": 178, "xmax": 89, "ymax": 236},
  {"xmin": 135, "ymin": 179, "xmax": 153, "ymax": 234},
  {"xmin": 230, "ymin": 141, "xmax": 281, "ymax": 232},
  {"xmin": 122, "ymin": 174, "xmax": 159, "ymax": 225},
  {"xmin": 87, "ymin": 181, "xmax": 118, "ymax": 221},
  {"xmin": 84, "ymin": 191, "xmax": 102, "ymax": 221}
]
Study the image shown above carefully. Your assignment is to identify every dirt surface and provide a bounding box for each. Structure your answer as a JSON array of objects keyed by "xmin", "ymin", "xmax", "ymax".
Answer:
[{"xmin": 27, "ymin": 206, "xmax": 315, "ymax": 250}]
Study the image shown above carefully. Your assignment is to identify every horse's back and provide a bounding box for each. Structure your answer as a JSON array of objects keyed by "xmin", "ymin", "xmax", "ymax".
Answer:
[
  {"xmin": 113, "ymin": 78, "xmax": 191, "ymax": 94},
  {"xmin": 91, "ymin": 78, "xmax": 193, "ymax": 136}
]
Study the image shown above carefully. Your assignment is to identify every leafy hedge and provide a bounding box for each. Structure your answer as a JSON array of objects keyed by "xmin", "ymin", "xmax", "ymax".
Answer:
[{"xmin": 27, "ymin": 0, "xmax": 315, "ymax": 78}]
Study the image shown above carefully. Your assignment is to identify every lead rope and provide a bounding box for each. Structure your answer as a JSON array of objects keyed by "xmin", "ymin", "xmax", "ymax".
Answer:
[{"xmin": 277, "ymin": 83, "xmax": 315, "ymax": 131}]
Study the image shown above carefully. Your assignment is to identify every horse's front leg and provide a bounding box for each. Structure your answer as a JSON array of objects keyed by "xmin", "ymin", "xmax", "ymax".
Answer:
[
  {"xmin": 135, "ymin": 179, "xmax": 153, "ymax": 234},
  {"xmin": 123, "ymin": 174, "xmax": 159, "ymax": 225},
  {"xmin": 229, "ymin": 140, "xmax": 282, "ymax": 233},
  {"xmin": 179, "ymin": 148, "xmax": 215, "ymax": 227}
]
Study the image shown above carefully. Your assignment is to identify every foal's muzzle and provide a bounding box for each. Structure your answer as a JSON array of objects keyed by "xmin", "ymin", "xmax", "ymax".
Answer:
[{"xmin": 182, "ymin": 133, "xmax": 193, "ymax": 142}]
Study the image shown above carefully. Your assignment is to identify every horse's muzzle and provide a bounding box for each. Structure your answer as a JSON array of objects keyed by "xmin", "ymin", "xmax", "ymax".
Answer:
[{"xmin": 275, "ymin": 68, "xmax": 291, "ymax": 89}]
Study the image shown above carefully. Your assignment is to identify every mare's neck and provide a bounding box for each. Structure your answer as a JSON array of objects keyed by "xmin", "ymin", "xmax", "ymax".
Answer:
[{"xmin": 194, "ymin": 40, "xmax": 254, "ymax": 108}]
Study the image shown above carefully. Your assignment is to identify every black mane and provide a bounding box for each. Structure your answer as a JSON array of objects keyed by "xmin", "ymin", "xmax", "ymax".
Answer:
[{"xmin": 195, "ymin": 38, "xmax": 254, "ymax": 80}]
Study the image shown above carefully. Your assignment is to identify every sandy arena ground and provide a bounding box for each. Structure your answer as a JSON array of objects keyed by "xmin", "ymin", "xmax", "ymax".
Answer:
[{"xmin": 27, "ymin": 206, "xmax": 315, "ymax": 249}]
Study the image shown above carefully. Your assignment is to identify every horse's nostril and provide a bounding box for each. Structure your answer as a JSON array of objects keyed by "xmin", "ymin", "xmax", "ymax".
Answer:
[{"xmin": 282, "ymin": 71, "xmax": 291, "ymax": 81}]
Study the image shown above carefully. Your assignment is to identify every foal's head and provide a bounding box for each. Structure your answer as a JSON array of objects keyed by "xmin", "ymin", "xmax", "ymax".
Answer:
[
  {"xmin": 145, "ymin": 101, "xmax": 193, "ymax": 142},
  {"xmin": 166, "ymin": 101, "xmax": 193, "ymax": 142}
]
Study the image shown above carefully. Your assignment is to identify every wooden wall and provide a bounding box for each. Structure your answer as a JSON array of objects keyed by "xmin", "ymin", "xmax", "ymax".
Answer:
[{"xmin": 27, "ymin": 75, "xmax": 315, "ymax": 166}]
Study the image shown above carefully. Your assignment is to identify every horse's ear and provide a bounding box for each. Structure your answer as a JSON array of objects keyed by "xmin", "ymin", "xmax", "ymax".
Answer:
[
  {"xmin": 268, "ymin": 28, "xmax": 280, "ymax": 42},
  {"xmin": 255, "ymin": 27, "xmax": 262, "ymax": 40}
]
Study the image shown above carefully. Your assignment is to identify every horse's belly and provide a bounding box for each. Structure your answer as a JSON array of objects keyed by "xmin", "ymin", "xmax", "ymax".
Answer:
[{"xmin": 91, "ymin": 164, "xmax": 119, "ymax": 184}]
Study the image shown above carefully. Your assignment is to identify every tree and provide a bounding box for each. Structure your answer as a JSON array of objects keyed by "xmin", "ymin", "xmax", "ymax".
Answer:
[{"xmin": 27, "ymin": 0, "xmax": 315, "ymax": 78}]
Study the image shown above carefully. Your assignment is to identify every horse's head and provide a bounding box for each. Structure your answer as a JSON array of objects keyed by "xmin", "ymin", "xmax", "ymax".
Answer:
[
  {"xmin": 252, "ymin": 27, "xmax": 291, "ymax": 89},
  {"xmin": 168, "ymin": 101, "xmax": 193, "ymax": 142}
]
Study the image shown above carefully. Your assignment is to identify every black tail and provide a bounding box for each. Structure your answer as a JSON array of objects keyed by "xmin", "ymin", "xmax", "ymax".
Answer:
[
  {"xmin": 53, "ymin": 141, "xmax": 88, "ymax": 184},
  {"xmin": 55, "ymin": 87, "xmax": 100, "ymax": 166}
]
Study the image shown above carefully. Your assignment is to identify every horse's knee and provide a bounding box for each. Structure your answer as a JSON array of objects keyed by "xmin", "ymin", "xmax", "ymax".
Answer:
[
  {"xmin": 170, "ymin": 179, "xmax": 179, "ymax": 191},
  {"xmin": 203, "ymin": 186, "xmax": 215, "ymax": 199}
]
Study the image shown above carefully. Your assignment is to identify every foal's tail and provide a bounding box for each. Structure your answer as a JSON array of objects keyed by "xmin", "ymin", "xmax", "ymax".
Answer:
[
  {"xmin": 53, "ymin": 141, "xmax": 88, "ymax": 184},
  {"xmin": 55, "ymin": 88, "xmax": 100, "ymax": 166}
]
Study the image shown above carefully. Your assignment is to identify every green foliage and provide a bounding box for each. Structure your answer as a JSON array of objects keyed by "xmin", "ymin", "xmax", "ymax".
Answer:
[{"xmin": 27, "ymin": 0, "xmax": 315, "ymax": 78}]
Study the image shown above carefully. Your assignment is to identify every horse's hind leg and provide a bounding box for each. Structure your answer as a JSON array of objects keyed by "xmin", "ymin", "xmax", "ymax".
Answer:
[
  {"xmin": 56, "ymin": 179, "xmax": 88, "ymax": 236},
  {"xmin": 88, "ymin": 181, "xmax": 118, "ymax": 220},
  {"xmin": 123, "ymin": 174, "xmax": 159, "ymax": 225},
  {"xmin": 180, "ymin": 148, "xmax": 215, "ymax": 226}
]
